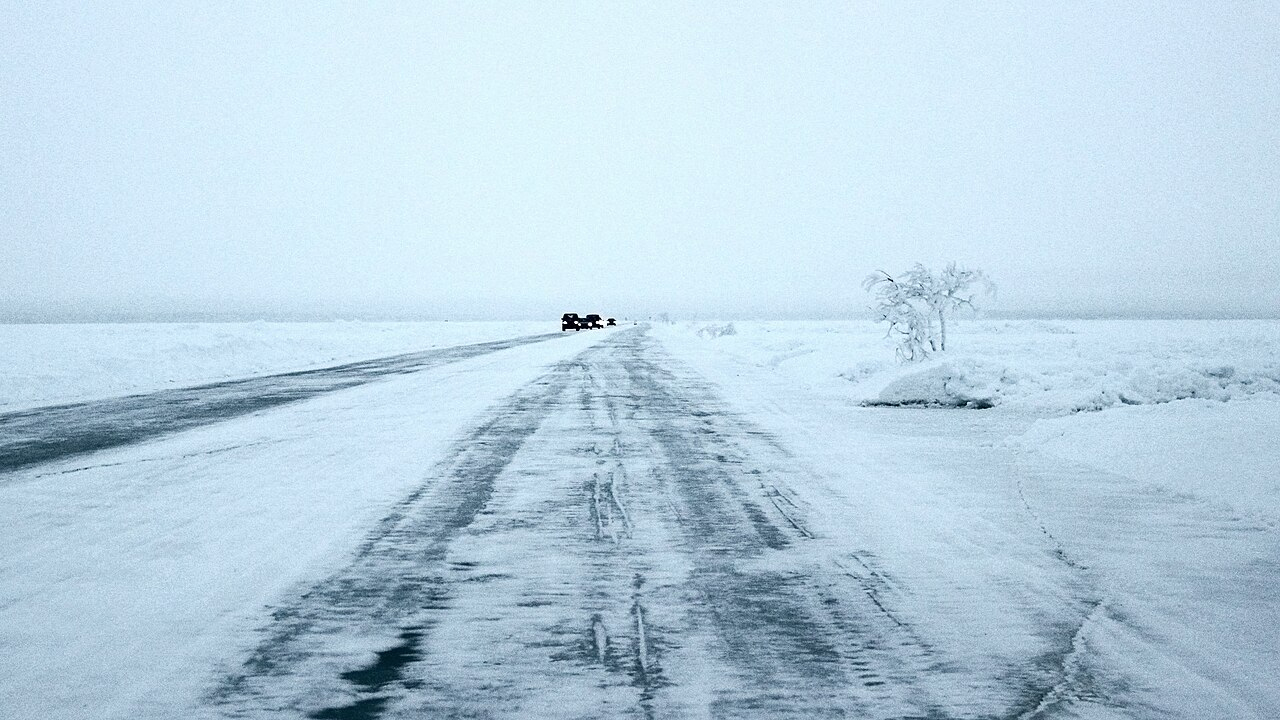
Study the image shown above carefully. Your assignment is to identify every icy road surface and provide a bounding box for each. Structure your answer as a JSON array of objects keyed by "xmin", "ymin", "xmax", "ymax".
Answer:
[
  {"xmin": 0, "ymin": 332, "xmax": 561, "ymax": 473},
  {"xmin": 2, "ymin": 326, "xmax": 1276, "ymax": 719}
]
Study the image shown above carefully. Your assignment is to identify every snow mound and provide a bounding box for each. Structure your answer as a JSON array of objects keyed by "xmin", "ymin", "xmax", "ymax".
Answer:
[
  {"xmin": 695, "ymin": 323, "xmax": 737, "ymax": 339},
  {"xmin": 1041, "ymin": 360, "xmax": 1280, "ymax": 412},
  {"xmin": 1016, "ymin": 394, "xmax": 1280, "ymax": 522},
  {"xmin": 856, "ymin": 355, "xmax": 1280, "ymax": 412},
  {"xmin": 863, "ymin": 359, "xmax": 1006, "ymax": 408},
  {"xmin": 972, "ymin": 320, "xmax": 1075, "ymax": 334}
]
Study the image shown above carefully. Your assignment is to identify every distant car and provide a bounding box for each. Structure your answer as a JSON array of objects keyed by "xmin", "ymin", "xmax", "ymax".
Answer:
[
  {"xmin": 606, "ymin": 318, "xmax": 617, "ymax": 326},
  {"xmin": 581, "ymin": 314, "xmax": 604, "ymax": 329},
  {"xmin": 561, "ymin": 313, "xmax": 580, "ymax": 331}
]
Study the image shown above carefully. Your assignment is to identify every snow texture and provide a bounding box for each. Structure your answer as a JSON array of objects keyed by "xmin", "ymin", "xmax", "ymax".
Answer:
[
  {"xmin": 676, "ymin": 319, "xmax": 1280, "ymax": 414},
  {"xmin": 0, "ymin": 321, "xmax": 551, "ymax": 411},
  {"xmin": 0, "ymin": 329, "xmax": 605, "ymax": 719},
  {"xmin": 2, "ymin": 320, "xmax": 1278, "ymax": 719},
  {"xmin": 655, "ymin": 320, "xmax": 1280, "ymax": 718}
]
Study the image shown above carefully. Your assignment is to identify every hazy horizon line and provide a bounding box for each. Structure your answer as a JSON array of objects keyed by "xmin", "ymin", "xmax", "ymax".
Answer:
[{"xmin": 3, "ymin": 308, "xmax": 1278, "ymax": 324}]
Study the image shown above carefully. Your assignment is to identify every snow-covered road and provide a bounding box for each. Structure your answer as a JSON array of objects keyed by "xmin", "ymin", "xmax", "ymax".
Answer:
[
  {"xmin": 2, "ymin": 325, "xmax": 1276, "ymax": 719},
  {"xmin": 0, "ymin": 331, "xmax": 562, "ymax": 472},
  {"xmin": 208, "ymin": 328, "xmax": 962, "ymax": 719}
]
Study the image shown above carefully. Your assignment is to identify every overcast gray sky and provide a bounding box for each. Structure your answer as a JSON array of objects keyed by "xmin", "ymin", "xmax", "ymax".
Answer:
[{"xmin": 3, "ymin": 1, "xmax": 1278, "ymax": 321}]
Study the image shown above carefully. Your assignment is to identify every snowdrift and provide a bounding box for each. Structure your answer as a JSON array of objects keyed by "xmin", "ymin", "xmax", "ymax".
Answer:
[
  {"xmin": 859, "ymin": 354, "xmax": 1280, "ymax": 412},
  {"xmin": 675, "ymin": 319, "xmax": 1280, "ymax": 415},
  {"xmin": 1016, "ymin": 394, "xmax": 1280, "ymax": 522}
]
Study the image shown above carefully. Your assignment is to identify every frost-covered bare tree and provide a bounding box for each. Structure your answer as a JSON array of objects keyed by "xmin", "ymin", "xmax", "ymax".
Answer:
[{"xmin": 862, "ymin": 262, "xmax": 994, "ymax": 362}]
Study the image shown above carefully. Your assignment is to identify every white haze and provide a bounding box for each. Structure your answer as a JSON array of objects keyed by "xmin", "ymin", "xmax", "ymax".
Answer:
[{"xmin": 2, "ymin": 1, "xmax": 1278, "ymax": 321}]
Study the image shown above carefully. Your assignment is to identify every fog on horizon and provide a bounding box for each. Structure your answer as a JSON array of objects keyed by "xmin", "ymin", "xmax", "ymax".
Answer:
[{"xmin": 3, "ymin": 2, "xmax": 1278, "ymax": 322}]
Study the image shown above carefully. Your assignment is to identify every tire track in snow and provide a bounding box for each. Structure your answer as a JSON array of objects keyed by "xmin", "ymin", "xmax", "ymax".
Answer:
[
  {"xmin": 570, "ymin": 351, "xmax": 664, "ymax": 716},
  {"xmin": 618, "ymin": 332, "xmax": 953, "ymax": 718},
  {"xmin": 196, "ymin": 326, "xmax": 1104, "ymax": 719},
  {"xmin": 204, "ymin": 355, "xmax": 576, "ymax": 719},
  {"xmin": 1013, "ymin": 600, "xmax": 1110, "ymax": 720},
  {"xmin": 1008, "ymin": 459, "xmax": 1125, "ymax": 718},
  {"xmin": 1016, "ymin": 475, "xmax": 1089, "ymax": 572}
]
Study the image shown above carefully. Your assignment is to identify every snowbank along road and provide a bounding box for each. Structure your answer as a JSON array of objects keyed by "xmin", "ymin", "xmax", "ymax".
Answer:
[{"xmin": 4, "ymin": 324, "xmax": 1272, "ymax": 719}]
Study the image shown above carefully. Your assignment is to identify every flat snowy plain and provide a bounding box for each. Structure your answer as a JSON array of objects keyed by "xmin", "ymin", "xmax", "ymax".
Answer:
[{"xmin": 1, "ymin": 320, "xmax": 1277, "ymax": 719}]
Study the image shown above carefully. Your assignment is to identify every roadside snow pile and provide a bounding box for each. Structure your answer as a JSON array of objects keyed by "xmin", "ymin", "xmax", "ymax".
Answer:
[
  {"xmin": 858, "ymin": 353, "xmax": 1280, "ymax": 412},
  {"xmin": 0, "ymin": 321, "xmax": 549, "ymax": 411},
  {"xmin": 696, "ymin": 323, "xmax": 737, "ymax": 339},
  {"xmin": 1016, "ymin": 394, "xmax": 1280, "ymax": 522},
  {"xmin": 973, "ymin": 319, "xmax": 1076, "ymax": 334},
  {"xmin": 862, "ymin": 358, "xmax": 1007, "ymax": 408}
]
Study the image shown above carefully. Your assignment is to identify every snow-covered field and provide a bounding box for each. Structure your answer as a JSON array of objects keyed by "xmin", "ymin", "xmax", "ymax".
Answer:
[
  {"xmin": 655, "ymin": 319, "xmax": 1280, "ymax": 717},
  {"xmin": 2, "ymin": 319, "xmax": 1278, "ymax": 718},
  {"xmin": 658, "ymin": 318, "xmax": 1280, "ymax": 529},
  {"xmin": 0, "ymin": 321, "xmax": 552, "ymax": 411},
  {"xmin": 675, "ymin": 319, "xmax": 1280, "ymax": 413}
]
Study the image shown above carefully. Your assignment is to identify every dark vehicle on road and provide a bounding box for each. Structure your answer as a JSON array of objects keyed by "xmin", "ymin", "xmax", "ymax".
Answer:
[
  {"xmin": 606, "ymin": 318, "xmax": 617, "ymax": 326},
  {"xmin": 561, "ymin": 313, "xmax": 609, "ymax": 330}
]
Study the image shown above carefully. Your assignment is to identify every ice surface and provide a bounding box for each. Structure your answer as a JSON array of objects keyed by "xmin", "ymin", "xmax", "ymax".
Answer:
[{"xmin": 0, "ymin": 321, "xmax": 551, "ymax": 411}]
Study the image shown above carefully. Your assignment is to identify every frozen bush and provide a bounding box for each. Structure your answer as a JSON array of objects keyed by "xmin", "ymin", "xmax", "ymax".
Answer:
[{"xmin": 863, "ymin": 263, "xmax": 995, "ymax": 362}]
